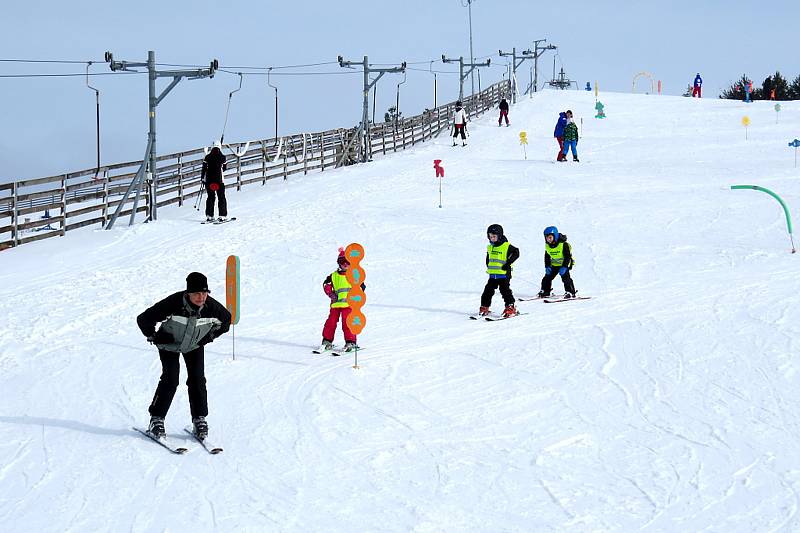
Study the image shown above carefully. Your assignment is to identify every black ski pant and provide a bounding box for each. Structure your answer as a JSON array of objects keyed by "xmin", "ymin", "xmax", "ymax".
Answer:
[
  {"xmin": 453, "ymin": 124, "xmax": 467, "ymax": 140},
  {"xmin": 205, "ymin": 182, "xmax": 228, "ymax": 218},
  {"xmin": 540, "ymin": 268, "xmax": 576, "ymax": 295},
  {"xmin": 481, "ymin": 276, "xmax": 515, "ymax": 307},
  {"xmin": 149, "ymin": 347, "xmax": 208, "ymax": 419}
]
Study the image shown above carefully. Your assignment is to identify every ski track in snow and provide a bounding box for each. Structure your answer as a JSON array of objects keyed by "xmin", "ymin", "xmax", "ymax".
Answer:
[{"xmin": 2, "ymin": 91, "xmax": 800, "ymax": 531}]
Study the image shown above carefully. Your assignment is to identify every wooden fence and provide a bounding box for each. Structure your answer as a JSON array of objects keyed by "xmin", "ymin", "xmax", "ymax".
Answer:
[{"xmin": 0, "ymin": 79, "xmax": 509, "ymax": 249}]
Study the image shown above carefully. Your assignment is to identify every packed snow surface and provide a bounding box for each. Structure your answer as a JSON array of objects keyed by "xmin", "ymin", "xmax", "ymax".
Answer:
[{"xmin": 2, "ymin": 90, "xmax": 800, "ymax": 532}]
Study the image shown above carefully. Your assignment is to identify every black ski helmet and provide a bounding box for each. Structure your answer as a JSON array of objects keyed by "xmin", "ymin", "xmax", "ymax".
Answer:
[
  {"xmin": 455, "ymin": 100, "xmax": 462, "ymax": 107},
  {"xmin": 543, "ymin": 226, "xmax": 559, "ymax": 241},
  {"xmin": 487, "ymin": 224, "xmax": 504, "ymax": 240}
]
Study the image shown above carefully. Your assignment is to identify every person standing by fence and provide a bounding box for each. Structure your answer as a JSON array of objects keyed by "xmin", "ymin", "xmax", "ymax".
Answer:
[
  {"xmin": 202, "ymin": 145, "xmax": 228, "ymax": 222},
  {"xmin": 498, "ymin": 98, "xmax": 510, "ymax": 127}
]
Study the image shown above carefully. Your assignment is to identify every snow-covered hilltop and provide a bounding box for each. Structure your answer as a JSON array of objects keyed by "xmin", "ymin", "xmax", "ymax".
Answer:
[{"xmin": 1, "ymin": 90, "xmax": 799, "ymax": 532}]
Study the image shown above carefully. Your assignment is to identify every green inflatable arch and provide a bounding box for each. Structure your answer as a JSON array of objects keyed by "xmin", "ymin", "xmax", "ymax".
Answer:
[{"xmin": 731, "ymin": 185, "xmax": 795, "ymax": 253}]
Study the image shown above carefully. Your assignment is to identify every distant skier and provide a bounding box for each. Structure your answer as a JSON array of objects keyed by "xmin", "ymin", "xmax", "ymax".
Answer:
[
  {"xmin": 478, "ymin": 224, "xmax": 520, "ymax": 318},
  {"xmin": 744, "ymin": 80, "xmax": 753, "ymax": 103},
  {"xmin": 562, "ymin": 110, "xmax": 579, "ymax": 162},
  {"xmin": 498, "ymin": 97, "xmax": 510, "ymax": 127},
  {"xmin": 553, "ymin": 111, "xmax": 568, "ymax": 161},
  {"xmin": 202, "ymin": 145, "xmax": 228, "ymax": 222},
  {"xmin": 692, "ymin": 73, "xmax": 702, "ymax": 98},
  {"xmin": 137, "ymin": 272, "xmax": 232, "ymax": 440},
  {"xmin": 319, "ymin": 249, "xmax": 366, "ymax": 352},
  {"xmin": 452, "ymin": 101, "xmax": 468, "ymax": 147},
  {"xmin": 537, "ymin": 226, "xmax": 578, "ymax": 299}
]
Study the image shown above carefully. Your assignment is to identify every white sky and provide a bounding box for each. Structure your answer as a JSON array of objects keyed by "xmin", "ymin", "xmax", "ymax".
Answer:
[{"xmin": 2, "ymin": 0, "xmax": 798, "ymax": 181}]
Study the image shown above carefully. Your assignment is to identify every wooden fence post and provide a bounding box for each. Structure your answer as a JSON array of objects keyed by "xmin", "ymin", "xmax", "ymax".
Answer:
[{"xmin": 60, "ymin": 174, "xmax": 67, "ymax": 236}]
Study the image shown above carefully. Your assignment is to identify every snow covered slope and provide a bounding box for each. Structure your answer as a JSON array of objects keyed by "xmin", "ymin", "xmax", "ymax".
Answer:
[{"xmin": 2, "ymin": 89, "xmax": 800, "ymax": 532}]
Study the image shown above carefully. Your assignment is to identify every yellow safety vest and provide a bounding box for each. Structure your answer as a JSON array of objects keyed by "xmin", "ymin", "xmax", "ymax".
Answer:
[
  {"xmin": 330, "ymin": 272, "xmax": 351, "ymax": 308},
  {"xmin": 545, "ymin": 242, "xmax": 573, "ymax": 267},
  {"xmin": 486, "ymin": 242, "xmax": 511, "ymax": 275}
]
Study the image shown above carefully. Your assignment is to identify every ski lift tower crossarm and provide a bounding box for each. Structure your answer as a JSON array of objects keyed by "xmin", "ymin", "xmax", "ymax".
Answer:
[
  {"xmin": 498, "ymin": 47, "xmax": 534, "ymax": 103},
  {"xmin": 104, "ymin": 50, "xmax": 217, "ymax": 226},
  {"xmin": 337, "ymin": 55, "xmax": 406, "ymax": 164},
  {"xmin": 441, "ymin": 54, "xmax": 490, "ymax": 104},
  {"xmin": 530, "ymin": 39, "xmax": 556, "ymax": 94}
]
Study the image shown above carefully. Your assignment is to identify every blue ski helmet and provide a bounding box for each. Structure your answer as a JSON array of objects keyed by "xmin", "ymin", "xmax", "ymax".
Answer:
[{"xmin": 543, "ymin": 226, "xmax": 559, "ymax": 241}]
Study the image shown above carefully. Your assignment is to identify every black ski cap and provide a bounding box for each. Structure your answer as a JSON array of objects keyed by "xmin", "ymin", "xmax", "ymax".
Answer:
[{"xmin": 186, "ymin": 272, "xmax": 210, "ymax": 293}]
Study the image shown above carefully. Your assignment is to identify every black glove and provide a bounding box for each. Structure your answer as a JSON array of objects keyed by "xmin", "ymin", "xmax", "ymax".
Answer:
[
  {"xmin": 148, "ymin": 330, "xmax": 174, "ymax": 345},
  {"xmin": 198, "ymin": 332, "xmax": 215, "ymax": 346}
]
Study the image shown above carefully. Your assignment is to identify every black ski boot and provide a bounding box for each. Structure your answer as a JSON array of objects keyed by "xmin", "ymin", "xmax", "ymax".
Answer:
[
  {"xmin": 148, "ymin": 416, "xmax": 165, "ymax": 439},
  {"xmin": 192, "ymin": 416, "xmax": 208, "ymax": 440}
]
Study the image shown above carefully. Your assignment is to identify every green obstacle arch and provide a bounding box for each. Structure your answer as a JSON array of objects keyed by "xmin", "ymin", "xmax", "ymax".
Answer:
[{"xmin": 731, "ymin": 185, "xmax": 796, "ymax": 253}]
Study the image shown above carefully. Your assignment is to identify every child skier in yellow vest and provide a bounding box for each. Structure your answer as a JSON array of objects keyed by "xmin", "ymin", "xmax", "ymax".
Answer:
[{"xmin": 538, "ymin": 226, "xmax": 578, "ymax": 298}]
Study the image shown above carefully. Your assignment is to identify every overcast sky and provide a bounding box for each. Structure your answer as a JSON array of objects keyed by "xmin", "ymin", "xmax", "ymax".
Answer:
[{"xmin": 2, "ymin": 0, "xmax": 798, "ymax": 181}]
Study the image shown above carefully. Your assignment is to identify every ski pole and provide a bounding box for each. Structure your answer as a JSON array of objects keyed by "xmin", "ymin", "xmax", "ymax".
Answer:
[{"xmin": 194, "ymin": 182, "xmax": 206, "ymax": 210}]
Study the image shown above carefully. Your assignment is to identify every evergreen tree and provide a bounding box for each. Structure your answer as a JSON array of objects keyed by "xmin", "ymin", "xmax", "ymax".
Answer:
[
  {"xmin": 720, "ymin": 75, "xmax": 750, "ymax": 99},
  {"xmin": 788, "ymin": 74, "xmax": 800, "ymax": 100},
  {"xmin": 758, "ymin": 72, "xmax": 789, "ymax": 100}
]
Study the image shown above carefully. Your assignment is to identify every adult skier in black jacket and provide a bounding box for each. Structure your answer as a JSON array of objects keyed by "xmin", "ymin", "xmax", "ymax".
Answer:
[
  {"xmin": 137, "ymin": 272, "xmax": 231, "ymax": 439},
  {"xmin": 202, "ymin": 146, "xmax": 228, "ymax": 222}
]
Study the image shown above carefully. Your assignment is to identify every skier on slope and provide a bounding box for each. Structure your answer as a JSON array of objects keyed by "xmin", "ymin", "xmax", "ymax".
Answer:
[
  {"xmin": 137, "ymin": 272, "xmax": 231, "ymax": 440},
  {"xmin": 692, "ymin": 73, "xmax": 702, "ymax": 98},
  {"xmin": 498, "ymin": 97, "xmax": 510, "ymax": 127},
  {"xmin": 319, "ymin": 249, "xmax": 366, "ymax": 352},
  {"xmin": 202, "ymin": 145, "xmax": 229, "ymax": 223},
  {"xmin": 479, "ymin": 224, "xmax": 520, "ymax": 318},
  {"xmin": 553, "ymin": 111, "xmax": 568, "ymax": 161},
  {"xmin": 452, "ymin": 101, "xmax": 468, "ymax": 147},
  {"xmin": 562, "ymin": 110, "xmax": 579, "ymax": 162},
  {"xmin": 537, "ymin": 226, "xmax": 578, "ymax": 299}
]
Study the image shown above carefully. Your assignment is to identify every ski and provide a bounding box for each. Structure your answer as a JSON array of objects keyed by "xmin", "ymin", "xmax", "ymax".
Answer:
[
  {"xmin": 133, "ymin": 427, "xmax": 188, "ymax": 454},
  {"xmin": 201, "ymin": 217, "xmax": 237, "ymax": 225},
  {"xmin": 518, "ymin": 294, "xmax": 566, "ymax": 301},
  {"xmin": 330, "ymin": 347, "xmax": 364, "ymax": 357},
  {"xmin": 184, "ymin": 426, "xmax": 223, "ymax": 454},
  {"xmin": 543, "ymin": 296, "xmax": 592, "ymax": 303},
  {"xmin": 485, "ymin": 312, "xmax": 527, "ymax": 321},
  {"xmin": 312, "ymin": 344, "xmax": 337, "ymax": 354},
  {"xmin": 470, "ymin": 314, "xmax": 498, "ymax": 320}
]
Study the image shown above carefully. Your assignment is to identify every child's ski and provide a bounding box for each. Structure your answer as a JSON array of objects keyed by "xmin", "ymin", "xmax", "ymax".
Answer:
[
  {"xmin": 133, "ymin": 427, "xmax": 189, "ymax": 454},
  {"xmin": 484, "ymin": 312, "xmax": 527, "ymax": 321},
  {"xmin": 543, "ymin": 296, "xmax": 592, "ymax": 303},
  {"xmin": 312, "ymin": 344, "xmax": 337, "ymax": 354},
  {"xmin": 470, "ymin": 314, "xmax": 498, "ymax": 320},
  {"xmin": 330, "ymin": 347, "xmax": 365, "ymax": 357}
]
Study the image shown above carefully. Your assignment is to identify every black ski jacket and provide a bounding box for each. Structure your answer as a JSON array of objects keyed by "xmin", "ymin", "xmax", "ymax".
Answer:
[
  {"xmin": 201, "ymin": 148, "xmax": 227, "ymax": 184},
  {"xmin": 137, "ymin": 291, "xmax": 232, "ymax": 354},
  {"xmin": 485, "ymin": 235, "xmax": 520, "ymax": 276}
]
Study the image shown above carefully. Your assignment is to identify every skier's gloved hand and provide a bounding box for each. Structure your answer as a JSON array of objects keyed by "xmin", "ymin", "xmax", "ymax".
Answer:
[
  {"xmin": 559, "ymin": 267, "xmax": 568, "ymax": 276},
  {"xmin": 198, "ymin": 332, "xmax": 215, "ymax": 346},
  {"xmin": 148, "ymin": 330, "xmax": 174, "ymax": 344},
  {"xmin": 545, "ymin": 267, "xmax": 552, "ymax": 275}
]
